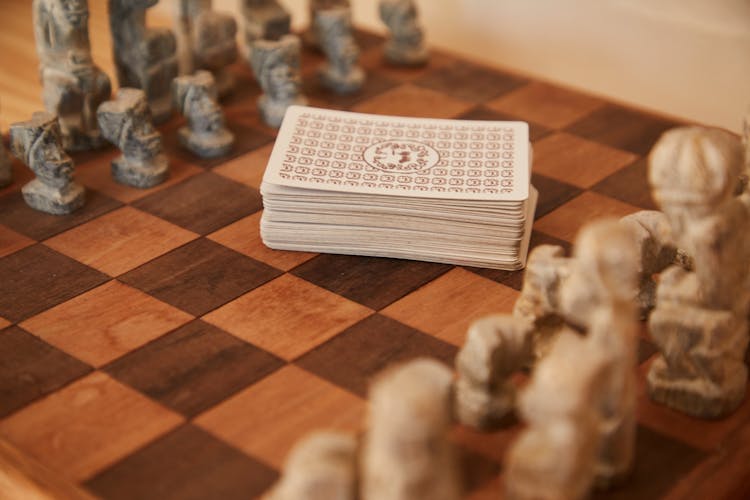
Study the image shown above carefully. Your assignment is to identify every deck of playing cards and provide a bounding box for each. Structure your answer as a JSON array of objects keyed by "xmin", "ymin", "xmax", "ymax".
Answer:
[{"xmin": 260, "ymin": 106, "xmax": 537, "ymax": 270}]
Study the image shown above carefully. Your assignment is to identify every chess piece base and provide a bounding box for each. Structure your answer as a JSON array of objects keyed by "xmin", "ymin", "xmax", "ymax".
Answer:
[
  {"xmin": 112, "ymin": 155, "xmax": 169, "ymax": 188},
  {"xmin": 178, "ymin": 127, "xmax": 235, "ymax": 158},
  {"xmin": 318, "ymin": 66, "xmax": 365, "ymax": 94},
  {"xmin": 258, "ymin": 95, "xmax": 308, "ymax": 129},
  {"xmin": 21, "ymin": 179, "xmax": 85, "ymax": 215},
  {"xmin": 384, "ymin": 43, "xmax": 429, "ymax": 67}
]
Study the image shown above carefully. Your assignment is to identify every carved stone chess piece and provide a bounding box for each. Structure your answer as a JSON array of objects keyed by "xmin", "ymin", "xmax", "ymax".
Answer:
[
  {"xmin": 174, "ymin": 0, "xmax": 238, "ymax": 97},
  {"xmin": 97, "ymin": 88, "xmax": 169, "ymax": 188},
  {"xmin": 647, "ymin": 127, "xmax": 750, "ymax": 418},
  {"xmin": 316, "ymin": 8, "xmax": 365, "ymax": 94},
  {"xmin": 304, "ymin": 0, "xmax": 351, "ymax": 48},
  {"xmin": 0, "ymin": 133, "xmax": 12, "ymax": 188},
  {"xmin": 250, "ymin": 35, "xmax": 308, "ymax": 128},
  {"xmin": 32, "ymin": 0, "xmax": 112, "ymax": 151},
  {"xmin": 379, "ymin": 0, "xmax": 429, "ymax": 66},
  {"xmin": 172, "ymin": 70, "xmax": 234, "ymax": 158},
  {"xmin": 454, "ymin": 314, "xmax": 532, "ymax": 430},
  {"xmin": 264, "ymin": 431, "xmax": 358, "ymax": 500},
  {"xmin": 241, "ymin": 0, "xmax": 291, "ymax": 48},
  {"xmin": 361, "ymin": 358, "xmax": 461, "ymax": 500},
  {"xmin": 9, "ymin": 112, "xmax": 85, "ymax": 214},
  {"xmin": 109, "ymin": 0, "xmax": 178, "ymax": 123}
]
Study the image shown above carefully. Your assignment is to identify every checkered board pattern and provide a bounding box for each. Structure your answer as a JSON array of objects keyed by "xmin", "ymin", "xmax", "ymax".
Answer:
[{"xmin": 1, "ymin": 30, "xmax": 749, "ymax": 500}]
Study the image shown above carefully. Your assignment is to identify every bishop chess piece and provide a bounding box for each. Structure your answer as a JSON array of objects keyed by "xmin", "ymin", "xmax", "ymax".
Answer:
[
  {"xmin": 361, "ymin": 358, "xmax": 461, "ymax": 500},
  {"xmin": 250, "ymin": 35, "xmax": 307, "ymax": 128},
  {"xmin": 316, "ymin": 8, "xmax": 365, "ymax": 94},
  {"xmin": 109, "ymin": 0, "xmax": 178, "ymax": 123},
  {"xmin": 647, "ymin": 127, "xmax": 750, "ymax": 418},
  {"xmin": 9, "ymin": 112, "xmax": 85, "ymax": 214},
  {"xmin": 305, "ymin": 0, "xmax": 350, "ymax": 48},
  {"xmin": 379, "ymin": 0, "xmax": 429, "ymax": 66},
  {"xmin": 97, "ymin": 88, "xmax": 169, "ymax": 188},
  {"xmin": 241, "ymin": 0, "xmax": 291, "ymax": 47},
  {"xmin": 172, "ymin": 71, "xmax": 234, "ymax": 158},
  {"xmin": 174, "ymin": 0, "xmax": 238, "ymax": 97},
  {"xmin": 32, "ymin": 0, "xmax": 112, "ymax": 151}
]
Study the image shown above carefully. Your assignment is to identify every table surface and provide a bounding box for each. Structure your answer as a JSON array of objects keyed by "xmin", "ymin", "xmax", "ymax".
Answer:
[{"xmin": 1, "ymin": 3, "xmax": 750, "ymax": 500}]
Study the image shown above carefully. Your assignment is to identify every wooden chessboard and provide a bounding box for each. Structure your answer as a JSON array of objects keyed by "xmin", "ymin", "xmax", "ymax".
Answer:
[{"xmin": 1, "ymin": 29, "xmax": 749, "ymax": 500}]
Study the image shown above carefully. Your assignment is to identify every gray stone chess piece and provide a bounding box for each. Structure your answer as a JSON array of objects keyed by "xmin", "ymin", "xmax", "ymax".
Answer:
[
  {"xmin": 32, "ymin": 0, "xmax": 112, "ymax": 151},
  {"xmin": 379, "ymin": 0, "xmax": 429, "ymax": 66},
  {"xmin": 172, "ymin": 70, "xmax": 234, "ymax": 158},
  {"xmin": 316, "ymin": 8, "xmax": 365, "ymax": 94},
  {"xmin": 304, "ymin": 0, "xmax": 351, "ymax": 49},
  {"xmin": 97, "ymin": 88, "xmax": 169, "ymax": 188},
  {"xmin": 250, "ymin": 35, "xmax": 308, "ymax": 128},
  {"xmin": 9, "ymin": 112, "xmax": 85, "ymax": 214},
  {"xmin": 241, "ymin": 0, "xmax": 291, "ymax": 48},
  {"xmin": 0, "ymin": 134, "xmax": 12, "ymax": 188},
  {"xmin": 174, "ymin": 0, "xmax": 238, "ymax": 98},
  {"xmin": 109, "ymin": 0, "xmax": 178, "ymax": 123}
]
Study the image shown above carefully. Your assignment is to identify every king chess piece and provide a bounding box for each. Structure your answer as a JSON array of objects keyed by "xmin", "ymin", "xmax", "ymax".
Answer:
[
  {"xmin": 241, "ymin": 0, "xmax": 291, "ymax": 48},
  {"xmin": 304, "ymin": 0, "xmax": 350, "ymax": 49},
  {"xmin": 109, "ymin": 0, "xmax": 178, "ymax": 123},
  {"xmin": 316, "ymin": 7, "xmax": 365, "ymax": 94},
  {"xmin": 172, "ymin": 70, "xmax": 234, "ymax": 158},
  {"xmin": 250, "ymin": 35, "xmax": 308, "ymax": 128},
  {"xmin": 174, "ymin": 0, "xmax": 238, "ymax": 98},
  {"xmin": 97, "ymin": 88, "xmax": 169, "ymax": 188},
  {"xmin": 9, "ymin": 112, "xmax": 85, "ymax": 214},
  {"xmin": 32, "ymin": 0, "xmax": 112, "ymax": 151},
  {"xmin": 379, "ymin": 0, "xmax": 429, "ymax": 66}
]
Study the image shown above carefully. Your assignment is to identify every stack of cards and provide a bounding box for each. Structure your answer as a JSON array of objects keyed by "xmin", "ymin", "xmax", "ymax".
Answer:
[{"xmin": 260, "ymin": 106, "xmax": 537, "ymax": 270}]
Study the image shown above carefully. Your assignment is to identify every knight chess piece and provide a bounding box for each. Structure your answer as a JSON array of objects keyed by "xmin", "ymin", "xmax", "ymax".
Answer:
[
  {"xmin": 97, "ymin": 88, "xmax": 169, "ymax": 188},
  {"xmin": 172, "ymin": 70, "xmax": 234, "ymax": 158},
  {"xmin": 263, "ymin": 431, "xmax": 358, "ymax": 500},
  {"xmin": 379, "ymin": 0, "xmax": 429, "ymax": 66},
  {"xmin": 361, "ymin": 358, "xmax": 461, "ymax": 500},
  {"xmin": 454, "ymin": 314, "xmax": 532, "ymax": 430},
  {"xmin": 250, "ymin": 35, "xmax": 307, "ymax": 128},
  {"xmin": 316, "ymin": 8, "xmax": 365, "ymax": 94},
  {"xmin": 109, "ymin": 0, "xmax": 178, "ymax": 123},
  {"xmin": 646, "ymin": 127, "xmax": 750, "ymax": 419},
  {"xmin": 32, "ymin": 0, "xmax": 112, "ymax": 151},
  {"xmin": 304, "ymin": 0, "xmax": 350, "ymax": 48},
  {"xmin": 241, "ymin": 0, "xmax": 291, "ymax": 48},
  {"xmin": 174, "ymin": 0, "xmax": 238, "ymax": 98},
  {"xmin": 9, "ymin": 112, "xmax": 85, "ymax": 214}
]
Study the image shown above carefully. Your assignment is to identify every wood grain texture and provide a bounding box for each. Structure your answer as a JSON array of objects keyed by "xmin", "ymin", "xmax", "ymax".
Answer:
[{"xmin": 351, "ymin": 83, "xmax": 474, "ymax": 119}]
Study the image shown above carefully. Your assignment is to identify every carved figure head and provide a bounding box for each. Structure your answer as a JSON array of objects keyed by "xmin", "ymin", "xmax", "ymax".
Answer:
[
  {"xmin": 172, "ymin": 71, "xmax": 225, "ymax": 133},
  {"xmin": 379, "ymin": 0, "xmax": 417, "ymax": 31},
  {"xmin": 316, "ymin": 8, "xmax": 359, "ymax": 69},
  {"xmin": 10, "ymin": 112, "xmax": 74, "ymax": 188},
  {"xmin": 250, "ymin": 35, "xmax": 301, "ymax": 101},
  {"xmin": 98, "ymin": 88, "xmax": 162, "ymax": 159}
]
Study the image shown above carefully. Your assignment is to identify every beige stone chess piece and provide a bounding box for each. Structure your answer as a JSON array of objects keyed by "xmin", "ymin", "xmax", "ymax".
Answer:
[
  {"xmin": 647, "ymin": 126, "xmax": 750, "ymax": 418},
  {"xmin": 361, "ymin": 358, "xmax": 461, "ymax": 500},
  {"xmin": 263, "ymin": 431, "xmax": 358, "ymax": 500},
  {"xmin": 454, "ymin": 314, "xmax": 532, "ymax": 430}
]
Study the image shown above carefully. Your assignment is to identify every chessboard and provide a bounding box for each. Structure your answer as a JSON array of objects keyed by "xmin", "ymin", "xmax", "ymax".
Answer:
[{"xmin": 1, "ymin": 29, "xmax": 749, "ymax": 500}]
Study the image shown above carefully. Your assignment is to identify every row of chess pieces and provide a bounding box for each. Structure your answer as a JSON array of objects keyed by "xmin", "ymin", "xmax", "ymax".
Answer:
[
  {"xmin": 264, "ymin": 120, "xmax": 750, "ymax": 500},
  {"xmin": 0, "ymin": 0, "xmax": 428, "ymax": 215}
]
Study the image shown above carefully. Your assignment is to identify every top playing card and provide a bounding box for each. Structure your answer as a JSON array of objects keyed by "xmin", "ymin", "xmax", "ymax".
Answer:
[{"xmin": 263, "ymin": 106, "xmax": 531, "ymax": 201}]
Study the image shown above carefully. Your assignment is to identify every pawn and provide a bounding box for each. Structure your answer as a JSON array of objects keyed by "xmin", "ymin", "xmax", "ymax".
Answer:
[
  {"xmin": 172, "ymin": 71, "xmax": 234, "ymax": 158},
  {"xmin": 0, "ymin": 133, "xmax": 11, "ymax": 188},
  {"xmin": 97, "ymin": 88, "xmax": 169, "ymax": 188},
  {"xmin": 9, "ymin": 112, "xmax": 84, "ymax": 215},
  {"xmin": 264, "ymin": 431, "xmax": 358, "ymax": 500},
  {"xmin": 455, "ymin": 314, "xmax": 532, "ymax": 430},
  {"xmin": 379, "ymin": 0, "xmax": 429, "ymax": 66},
  {"xmin": 250, "ymin": 35, "xmax": 307, "ymax": 128},
  {"xmin": 316, "ymin": 8, "xmax": 365, "ymax": 94}
]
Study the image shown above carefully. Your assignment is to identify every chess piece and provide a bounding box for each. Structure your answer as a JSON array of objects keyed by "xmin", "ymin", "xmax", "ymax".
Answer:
[
  {"xmin": 0, "ymin": 133, "xmax": 11, "ymax": 188},
  {"xmin": 250, "ymin": 35, "xmax": 307, "ymax": 128},
  {"xmin": 264, "ymin": 431, "xmax": 358, "ymax": 500},
  {"xmin": 97, "ymin": 88, "xmax": 169, "ymax": 188},
  {"xmin": 241, "ymin": 0, "xmax": 291, "ymax": 48},
  {"xmin": 109, "ymin": 0, "xmax": 178, "ymax": 123},
  {"xmin": 316, "ymin": 8, "xmax": 365, "ymax": 94},
  {"xmin": 32, "ymin": 0, "xmax": 112, "ymax": 151},
  {"xmin": 304, "ymin": 0, "xmax": 350, "ymax": 48},
  {"xmin": 505, "ymin": 331, "xmax": 608, "ymax": 500},
  {"xmin": 647, "ymin": 127, "xmax": 750, "ymax": 418},
  {"xmin": 361, "ymin": 358, "xmax": 461, "ymax": 500},
  {"xmin": 174, "ymin": 0, "xmax": 238, "ymax": 97},
  {"xmin": 379, "ymin": 0, "xmax": 429, "ymax": 66},
  {"xmin": 9, "ymin": 112, "xmax": 85, "ymax": 215},
  {"xmin": 454, "ymin": 314, "xmax": 532, "ymax": 430},
  {"xmin": 172, "ymin": 70, "xmax": 234, "ymax": 158}
]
